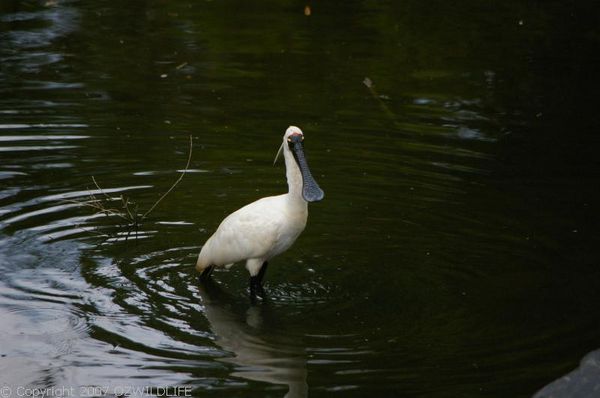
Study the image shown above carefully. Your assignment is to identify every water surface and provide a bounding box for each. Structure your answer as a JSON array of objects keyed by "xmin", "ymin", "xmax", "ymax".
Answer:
[{"xmin": 1, "ymin": 1, "xmax": 600, "ymax": 397}]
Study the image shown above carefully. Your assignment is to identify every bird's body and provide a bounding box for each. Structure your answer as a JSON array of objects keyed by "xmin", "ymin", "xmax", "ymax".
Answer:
[
  {"xmin": 197, "ymin": 194, "xmax": 307, "ymax": 275},
  {"xmin": 196, "ymin": 126, "xmax": 324, "ymax": 295}
]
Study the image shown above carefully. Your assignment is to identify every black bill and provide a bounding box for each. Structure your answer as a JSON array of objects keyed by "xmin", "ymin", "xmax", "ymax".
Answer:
[{"xmin": 289, "ymin": 135, "xmax": 325, "ymax": 202}]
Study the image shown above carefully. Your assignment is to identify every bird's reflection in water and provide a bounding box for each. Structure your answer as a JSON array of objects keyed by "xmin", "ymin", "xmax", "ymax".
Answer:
[{"xmin": 198, "ymin": 281, "xmax": 308, "ymax": 398}]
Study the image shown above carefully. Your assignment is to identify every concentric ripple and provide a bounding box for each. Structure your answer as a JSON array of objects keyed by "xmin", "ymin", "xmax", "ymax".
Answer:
[{"xmin": 1, "ymin": 1, "xmax": 599, "ymax": 396}]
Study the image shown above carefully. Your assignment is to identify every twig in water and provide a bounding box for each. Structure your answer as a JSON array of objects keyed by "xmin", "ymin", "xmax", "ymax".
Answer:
[
  {"xmin": 65, "ymin": 135, "xmax": 193, "ymax": 240},
  {"xmin": 142, "ymin": 134, "xmax": 193, "ymax": 220},
  {"xmin": 92, "ymin": 176, "xmax": 111, "ymax": 200},
  {"xmin": 363, "ymin": 77, "xmax": 398, "ymax": 123}
]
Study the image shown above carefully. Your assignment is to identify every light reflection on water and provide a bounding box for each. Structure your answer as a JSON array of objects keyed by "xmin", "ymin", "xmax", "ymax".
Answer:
[{"xmin": 1, "ymin": 0, "xmax": 600, "ymax": 397}]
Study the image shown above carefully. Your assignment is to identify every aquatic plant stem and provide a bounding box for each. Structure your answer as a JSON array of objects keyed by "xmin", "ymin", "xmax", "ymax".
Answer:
[{"xmin": 141, "ymin": 135, "xmax": 193, "ymax": 220}]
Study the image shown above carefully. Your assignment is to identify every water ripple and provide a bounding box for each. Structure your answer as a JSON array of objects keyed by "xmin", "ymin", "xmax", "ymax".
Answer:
[{"xmin": 0, "ymin": 125, "xmax": 88, "ymax": 130}]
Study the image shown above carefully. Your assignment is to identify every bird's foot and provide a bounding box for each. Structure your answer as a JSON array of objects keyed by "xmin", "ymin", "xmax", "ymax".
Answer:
[
  {"xmin": 249, "ymin": 261, "xmax": 268, "ymax": 302},
  {"xmin": 249, "ymin": 276, "xmax": 267, "ymax": 302}
]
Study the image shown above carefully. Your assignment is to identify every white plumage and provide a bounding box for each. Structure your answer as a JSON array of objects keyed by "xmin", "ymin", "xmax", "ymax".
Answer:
[{"xmin": 196, "ymin": 126, "xmax": 324, "ymax": 294}]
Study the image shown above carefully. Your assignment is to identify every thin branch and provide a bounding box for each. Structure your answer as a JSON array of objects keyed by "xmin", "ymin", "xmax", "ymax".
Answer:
[
  {"xmin": 61, "ymin": 135, "xmax": 193, "ymax": 242},
  {"xmin": 92, "ymin": 176, "xmax": 112, "ymax": 200},
  {"xmin": 142, "ymin": 135, "xmax": 193, "ymax": 220},
  {"xmin": 363, "ymin": 77, "xmax": 398, "ymax": 123},
  {"xmin": 122, "ymin": 195, "xmax": 134, "ymax": 220},
  {"xmin": 62, "ymin": 198, "xmax": 132, "ymax": 223}
]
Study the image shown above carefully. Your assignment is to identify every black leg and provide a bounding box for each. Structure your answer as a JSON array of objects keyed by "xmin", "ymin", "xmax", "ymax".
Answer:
[
  {"xmin": 249, "ymin": 276, "xmax": 261, "ymax": 299},
  {"xmin": 257, "ymin": 261, "xmax": 268, "ymax": 284},
  {"xmin": 249, "ymin": 261, "xmax": 268, "ymax": 300},
  {"xmin": 199, "ymin": 265, "xmax": 214, "ymax": 282}
]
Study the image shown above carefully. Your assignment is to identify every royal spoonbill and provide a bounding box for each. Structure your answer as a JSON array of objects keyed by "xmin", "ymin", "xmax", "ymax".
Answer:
[{"xmin": 196, "ymin": 126, "xmax": 324, "ymax": 297}]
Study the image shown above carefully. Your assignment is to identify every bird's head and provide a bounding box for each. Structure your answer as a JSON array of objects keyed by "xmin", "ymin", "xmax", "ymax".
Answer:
[
  {"xmin": 284, "ymin": 125, "xmax": 304, "ymax": 144},
  {"xmin": 274, "ymin": 126, "xmax": 324, "ymax": 202}
]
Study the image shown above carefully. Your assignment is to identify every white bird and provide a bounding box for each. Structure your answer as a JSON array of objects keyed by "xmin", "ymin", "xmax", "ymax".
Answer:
[{"xmin": 196, "ymin": 126, "xmax": 324, "ymax": 297}]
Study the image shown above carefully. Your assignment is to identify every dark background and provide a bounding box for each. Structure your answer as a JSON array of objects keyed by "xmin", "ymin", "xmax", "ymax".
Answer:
[{"xmin": 1, "ymin": 1, "xmax": 600, "ymax": 397}]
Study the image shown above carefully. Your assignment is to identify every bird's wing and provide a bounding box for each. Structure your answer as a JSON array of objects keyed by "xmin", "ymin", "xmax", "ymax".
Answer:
[{"xmin": 205, "ymin": 197, "xmax": 285, "ymax": 265}]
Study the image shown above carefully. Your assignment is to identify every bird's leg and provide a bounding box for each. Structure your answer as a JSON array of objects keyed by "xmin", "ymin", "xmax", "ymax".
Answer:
[
  {"xmin": 199, "ymin": 265, "xmax": 214, "ymax": 282},
  {"xmin": 257, "ymin": 261, "xmax": 268, "ymax": 285},
  {"xmin": 249, "ymin": 277, "xmax": 260, "ymax": 301},
  {"xmin": 249, "ymin": 261, "xmax": 268, "ymax": 300}
]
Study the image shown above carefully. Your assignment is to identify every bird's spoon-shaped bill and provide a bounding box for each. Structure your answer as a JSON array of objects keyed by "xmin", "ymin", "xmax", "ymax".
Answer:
[
  {"xmin": 273, "ymin": 136, "xmax": 324, "ymax": 202},
  {"xmin": 289, "ymin": 136, "xmax": 324, "ymax": 202}
]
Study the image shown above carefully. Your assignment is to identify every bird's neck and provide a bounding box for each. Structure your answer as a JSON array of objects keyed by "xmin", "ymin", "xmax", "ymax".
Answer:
[{"xmin": 284, "ymin": 148, "xmax": 306, "ymax": 204}]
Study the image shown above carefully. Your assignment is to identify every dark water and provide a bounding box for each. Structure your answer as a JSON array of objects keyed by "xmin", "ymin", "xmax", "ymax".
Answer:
[{"xmin": 1, "ymin": 1, "xmax": 600, "ymax": 397}]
